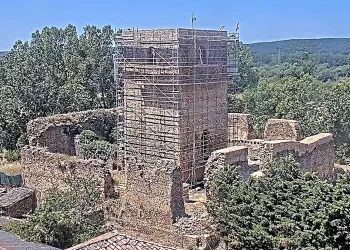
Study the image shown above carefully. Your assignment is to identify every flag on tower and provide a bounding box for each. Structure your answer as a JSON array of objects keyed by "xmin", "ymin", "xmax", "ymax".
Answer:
[
  {"xmin": 236, "ymin": 22, "xmax": 240, "ymax": 32},
  {"xmin": 191, "ymin": 12, "xmax": 196, "ymax": 29}
]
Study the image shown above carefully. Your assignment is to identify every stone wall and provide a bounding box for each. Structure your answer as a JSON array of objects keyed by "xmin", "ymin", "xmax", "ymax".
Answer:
[
  {"xmin": 231, "ymin": 139, "xmax": 264, "ymax": 161},
  {"xmin": 260, "ymin": 133, "xmax": 334, "ymax": 179},
  {"xmin": 27, "ymin": 108, "xmax": 122, "ymax": 155},
  {"xmin": 120, "ymin": 160, "xmax": 185, "ymax": 231},
  {"xmin": 21, "ymin": 146, "xmax": 113, "ymax": 206},
  {"xmin": 264, "ymin": 119, "xmax": 301, "ymax": 141},
  {"xmin": 205, "ymin": 146, "xmax": 249, "ymax": 200}
]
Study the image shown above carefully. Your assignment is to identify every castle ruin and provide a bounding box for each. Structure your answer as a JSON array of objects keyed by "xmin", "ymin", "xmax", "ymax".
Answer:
[{"xmin": 18, "ymin": 28, "xmax": 336, "ymax": 249}]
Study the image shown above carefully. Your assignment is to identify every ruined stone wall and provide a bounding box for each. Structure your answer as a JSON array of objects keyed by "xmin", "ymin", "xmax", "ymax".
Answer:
[
  {"xmin": 260, "ymin": 133, "xmax": 334, "ymax": 179},
  {"xmin": 114, "ymin": 159, "xmax": 185, "ymax": 246},
  {"xmin": 205, "ymin": 146, "xmax": 249, "ymax": 199},
  {"xmin": 264, "ymin": 119, "xmax": 301, "ymax": 141},
  {"xmin": 231, "ymin": 139, "xmax": 264, "ymax": 161},
  {"xmin": 21, "ymin": 146, "xmax": 112, "ymax": 206},
  {"xmin": 27, "ymin": 108, "xmax": 122, "ymax": 155},
  {"xmin": 299, "ymin": 134, "xmax": 334, "ymax": 179}
]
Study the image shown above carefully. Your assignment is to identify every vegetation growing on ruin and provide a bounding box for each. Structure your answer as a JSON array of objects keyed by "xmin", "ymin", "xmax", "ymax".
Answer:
[
  {"xmin": 3, "ymin": 177, "xmax": 106, "ymax": 248},
  {"xmin": 207, "ymin": 155, "xmax": 350, "ymax": 249},
  {"xmin": 78, "ymin": 130, "xmax": 118, "ymax": 161}
]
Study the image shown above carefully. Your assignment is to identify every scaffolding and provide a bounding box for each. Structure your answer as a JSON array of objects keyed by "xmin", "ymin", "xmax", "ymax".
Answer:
[
  {"xmin": 227, "ymin": 31, "xmax": 240, "ymax": 143},
  {"xmin": 114, "ymin": 28, "xmax": 239, "ymax": 185}
]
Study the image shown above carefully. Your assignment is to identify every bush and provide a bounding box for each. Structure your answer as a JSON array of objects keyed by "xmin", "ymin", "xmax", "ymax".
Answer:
[
  {"xmin": 3, "ymin": 178, "xmax": 106, "ymax": 248},
  {"xmin": 78, "ymin": 130, "xmax": 99, "ymax": 144},
  {"xmin": 78, "ymin": 130, "xmax": 117, "ymax": 161},
  {"xmin": 81, "ymin": 140, "xmax": 117, "ymax": 161},
  {"xmin": 207, "ymin": 155, "xmax": 350, "ymax": 249}
]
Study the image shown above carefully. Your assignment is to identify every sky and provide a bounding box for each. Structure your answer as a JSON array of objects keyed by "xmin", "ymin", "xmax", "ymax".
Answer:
[{"xmin": 1, "ymin": 0, "xmax": 350, "ymax": 50}]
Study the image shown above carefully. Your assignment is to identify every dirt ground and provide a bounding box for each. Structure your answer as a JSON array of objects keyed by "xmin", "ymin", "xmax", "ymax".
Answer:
[{"xmin": 185, "ymin": 189, "xmax": 207, "ymax": 215}]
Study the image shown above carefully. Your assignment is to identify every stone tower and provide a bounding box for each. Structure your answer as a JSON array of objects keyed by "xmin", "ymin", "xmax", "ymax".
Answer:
[{"xmin": 117, "ymin": 28, "xmax": 233, "ymax": 184}]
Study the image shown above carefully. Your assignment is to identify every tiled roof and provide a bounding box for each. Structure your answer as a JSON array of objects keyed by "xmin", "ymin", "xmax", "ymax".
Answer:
[
  {"xmin": 67, "ymin": 231, "xmax": 183, "ymax": 250},
  {"xmin": 0, "ymin": 230, "xmax": 60, "ymax": 250}
]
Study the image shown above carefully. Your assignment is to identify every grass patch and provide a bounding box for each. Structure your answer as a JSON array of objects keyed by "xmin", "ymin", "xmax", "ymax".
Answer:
[{"xmin": 0, "ymin": 160, "xmax": 22, "ymax": 176}]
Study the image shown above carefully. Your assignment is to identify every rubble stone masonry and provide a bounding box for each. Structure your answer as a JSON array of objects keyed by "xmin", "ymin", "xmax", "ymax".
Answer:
[
  {"xmin": 264, "ymin": 118, "xmax": 301, "ymax": 141},
  {"xmin": 260, "ymin": 133, "xmax": 334, "ymax": 179},
  {"xmin": 27, "ymin": 108, "xmax": 122, "ymax": 155},
  {"xmin": 21, "ymin": 146, "xmax": 112, "ymax": 206}
]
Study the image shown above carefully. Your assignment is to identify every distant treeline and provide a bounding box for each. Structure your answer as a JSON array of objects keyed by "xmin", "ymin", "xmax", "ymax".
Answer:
[
  {"xmin": 247, "ymin": 38, "xmax": 350, "ymax": 83},
  {"xmin": 247, "ymin": 38, "xmax": 350, "ymax": 66}
]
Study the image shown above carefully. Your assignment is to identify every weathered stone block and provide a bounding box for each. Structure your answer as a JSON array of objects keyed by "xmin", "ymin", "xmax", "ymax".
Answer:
[{"xmin": 264, "ymin": 119, "xmax": 301, "ymax": 141}]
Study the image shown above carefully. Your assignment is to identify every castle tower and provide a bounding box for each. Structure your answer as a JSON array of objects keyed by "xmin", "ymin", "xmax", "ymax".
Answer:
[{"xmin": 116, "ymin": 28, "xmax": 236, "ymax": 184}]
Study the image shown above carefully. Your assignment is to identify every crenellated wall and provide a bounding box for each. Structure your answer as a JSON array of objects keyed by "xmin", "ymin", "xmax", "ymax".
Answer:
[
  {"xmin": 259, "ymin": 133, "xmax": 334, "ymax": 179},
  {"xmin": 227, "ymin": 114, "xmax": 335, "ymax": 179}
]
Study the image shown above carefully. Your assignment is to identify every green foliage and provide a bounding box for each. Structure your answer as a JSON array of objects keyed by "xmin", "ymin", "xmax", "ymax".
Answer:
[
  {"xmin": 236, "ymin": 43, "xmax": 259, "ymax": 91},
  {"xmin": 78, "ymin": 130, "xmax": 117, "ymax": 161},
  {"xmin": 81, "ymin": 140, "xmax": 117, "ymax": 161},
  {"xmin": 207, "ymin": 155, "xmax": 350, "ymax": 249},
  {"xmin": 79, "ymin": 129, "xmax": 100, "ymax": 144},
  {"xmin": 2, "ymin": 149, "xmax": 20, "ymax": 162},
  {"xmin": 248, "ymin": 38, "xmax": 350, "ymax": 83},
  {"xmin": 239, "ymin": 74, "xmax": 350, "ymax": 162},
  {"xmin": 0, "ymin": 24, "xmax": 116, "ymax": 151},
  {"xmin": 242, "ymin": 75, "xmax": 329, "ymax": 137},
  {"xmin": 3, "ymin": 177, "xmax": 105, "ymax": 248}
]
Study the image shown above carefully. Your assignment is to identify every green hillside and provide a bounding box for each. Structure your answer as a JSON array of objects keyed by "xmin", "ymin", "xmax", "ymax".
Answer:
[{"xmin": 247, "ymin": 38, "xmax": 350, "ymax": 66}]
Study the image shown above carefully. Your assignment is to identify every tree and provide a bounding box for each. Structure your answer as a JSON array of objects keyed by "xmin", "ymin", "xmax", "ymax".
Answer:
[
  {"xmin": 0, "ymin": 24, "xmax": 116, "ymax": 151},
  {"xmin": 229, "ymin": 42, "xmax": 259, "ymax": 93},
  {"xmin": 241, "ymin": 75, "xmax": 329, "ymax": 138},
  {"xmin": 207, "ymin": 155, "xmax": 350, "ymax": 249},
  {"xmin": 323, "ymin": 79, "xmax": 350, "ymax": 163},
  {"xmin": 3, "ymin": 177, "xmax": 106, "ymax": 248}
]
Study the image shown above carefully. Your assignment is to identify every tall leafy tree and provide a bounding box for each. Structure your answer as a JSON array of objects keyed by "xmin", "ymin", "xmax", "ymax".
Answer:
[
  {"xmin": 0, "ymin": 24, "xmax": 116, "ymax": 150},
  {"xmin": 207, "ymin": 156, "xmax": 350, "ymax": 249}
]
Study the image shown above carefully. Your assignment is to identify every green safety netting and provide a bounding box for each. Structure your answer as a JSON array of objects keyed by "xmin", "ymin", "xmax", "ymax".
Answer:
[{"xmin": 0, "ymin": 172, "xmax": 22, "ymax": 186}]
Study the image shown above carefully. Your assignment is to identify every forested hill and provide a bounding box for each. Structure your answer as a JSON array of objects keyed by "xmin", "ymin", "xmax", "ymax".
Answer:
[
  {"xmin": 0, "ymin": 51, "xmax": 8, "ymax": 56},
  {"xmin": 247, "ymin": 38, "xmax": 350, "ymax": 65}
]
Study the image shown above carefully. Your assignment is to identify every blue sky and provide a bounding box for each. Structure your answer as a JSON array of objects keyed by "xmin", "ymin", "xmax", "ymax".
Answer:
[{"xmin": 1, "ymin": 0, "xmax": 350, "ymax": 50}]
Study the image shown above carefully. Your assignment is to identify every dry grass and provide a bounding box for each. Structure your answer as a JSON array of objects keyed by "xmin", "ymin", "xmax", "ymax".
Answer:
[
  {"xmin": 0, "ymin": 160, "xmax": 22, "ymax": 176},
  {"xmin": 185, "ymin": 189, "xmax": 207, "ymax": 215}
]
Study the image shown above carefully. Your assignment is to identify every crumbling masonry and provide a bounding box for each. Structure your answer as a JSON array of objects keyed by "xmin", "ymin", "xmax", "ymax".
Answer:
[{"xmin": 225, "ymin": 114, "xmax": 335, "ymax": 179}]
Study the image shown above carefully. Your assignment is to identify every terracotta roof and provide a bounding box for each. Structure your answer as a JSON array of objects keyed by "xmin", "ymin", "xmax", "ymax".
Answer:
[
  {"xmin": 67, "ymin": 231, "xmax": 183, "ymax": 250},
  {"xmin": 0, "ymin": 188, "xmax": 34, "ymax": 208}
]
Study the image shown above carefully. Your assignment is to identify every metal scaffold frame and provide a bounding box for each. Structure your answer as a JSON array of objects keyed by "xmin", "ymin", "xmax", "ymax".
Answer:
[
  {"xmin": 113, "ymin": 28, "xmax": 239, "ymax": 185},
  {"xmin": 227, "ymin": 31, "xmax": 240, "ymax": 142}
]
